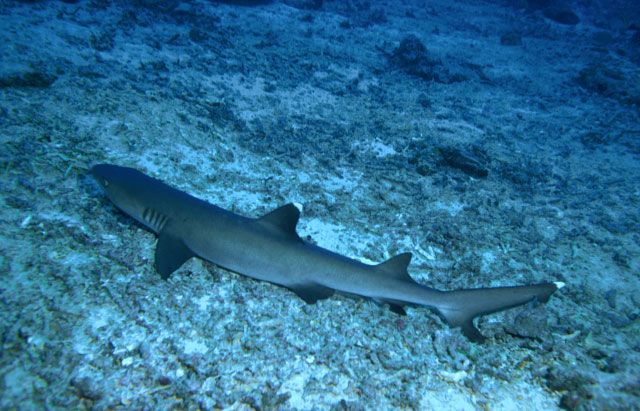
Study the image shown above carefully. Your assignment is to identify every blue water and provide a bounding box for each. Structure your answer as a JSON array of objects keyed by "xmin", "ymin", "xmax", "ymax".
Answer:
[{"xmin": 1, "ymin": 0, "xmax": 638, "ymax": 409}]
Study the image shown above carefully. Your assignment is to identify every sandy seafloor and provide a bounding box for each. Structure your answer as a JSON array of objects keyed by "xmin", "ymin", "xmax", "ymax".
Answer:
[{"xmin": 1, "ymin": 0, "xmax": 639, "ymax": 409}]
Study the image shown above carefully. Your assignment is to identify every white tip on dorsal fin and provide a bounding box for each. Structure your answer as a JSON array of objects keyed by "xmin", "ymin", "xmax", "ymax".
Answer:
[
  {"xmin": 554, "ymin": 281, "xmax": 566, "ymax": 290},
  {"xmin": 257, "ymin": 203, "xmax": 301, "ymax": 240}
]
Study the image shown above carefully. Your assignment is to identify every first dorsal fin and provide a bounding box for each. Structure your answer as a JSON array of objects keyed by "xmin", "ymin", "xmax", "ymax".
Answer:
[
  {"xmin": 375, "ymin": 253, "xmax": 414, "ymax": 282},
  {"xmin": 257, "ymin": 203, "xmax": 301, "ymax": 240}
]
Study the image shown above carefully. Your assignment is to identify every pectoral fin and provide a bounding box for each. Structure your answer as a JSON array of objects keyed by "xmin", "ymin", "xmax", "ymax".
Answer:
[{"xmin": 155, "ymin": 231, "xmax": 195, "ymax": 280}]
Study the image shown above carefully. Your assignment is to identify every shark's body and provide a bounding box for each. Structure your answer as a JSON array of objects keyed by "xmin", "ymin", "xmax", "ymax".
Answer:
[{"xmin": 91, "ymin": 164, "xmax": 563, "ymax": 342}]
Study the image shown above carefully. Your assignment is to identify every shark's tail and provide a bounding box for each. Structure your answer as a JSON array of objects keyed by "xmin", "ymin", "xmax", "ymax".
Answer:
[{"xmin": 436, "ymin": 282, "xmax": 564, "ymax": 342}]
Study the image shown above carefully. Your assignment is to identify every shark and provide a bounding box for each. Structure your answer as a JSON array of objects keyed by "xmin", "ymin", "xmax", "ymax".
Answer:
[{"xmin": 91, "ymin": 163, "xmax": 564, "ymax": 342}]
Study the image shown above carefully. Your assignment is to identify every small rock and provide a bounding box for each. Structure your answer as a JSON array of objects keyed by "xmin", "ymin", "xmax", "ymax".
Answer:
[
  {"xmin": 500, "ymin": 32, "xmax": 522, "ymax": 46},
  {"xmin": 437, "ymin": 146, "xmax": 489, "ymax": 178},
  {"xmin": 543, "ymin": 8, "xmax": 580, "ymax": 25},
  {"xmin": 71, "ymin": 376, "xmax": 103, "ymax": 401},
  {"xmin": 0, "ymin": 71, "xmax": 57, "ymax": 88}
]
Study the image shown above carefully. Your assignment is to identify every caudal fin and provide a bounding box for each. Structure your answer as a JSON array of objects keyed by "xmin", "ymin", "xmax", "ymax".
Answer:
[{"xmin": 437, "ymin": 282, "xmax": 564, "ymax": 342}]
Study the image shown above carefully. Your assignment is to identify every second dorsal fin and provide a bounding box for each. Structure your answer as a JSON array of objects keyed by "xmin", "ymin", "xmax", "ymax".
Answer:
[
  {"xmin": 257, "ymin": 203, "xmax": 301, "ymax": 240},
  {"xmin": 375, "ymin": 253, "xmax": 414, "ymax": 282}
]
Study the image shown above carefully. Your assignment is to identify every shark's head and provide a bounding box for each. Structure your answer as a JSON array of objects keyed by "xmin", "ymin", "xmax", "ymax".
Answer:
[
  {"xmin": 92, "ymin": 164, "xmax": 132, "ymax": 197},
  {"xmin": 91, "ymin": 164, "xmax": 149, "ymax": 223}
]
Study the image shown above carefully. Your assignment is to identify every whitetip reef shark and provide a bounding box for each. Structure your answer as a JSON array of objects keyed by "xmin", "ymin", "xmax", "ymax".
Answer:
[{"xmin": 91, "ymin": 164, "xmax": 564, "ymax": 342}]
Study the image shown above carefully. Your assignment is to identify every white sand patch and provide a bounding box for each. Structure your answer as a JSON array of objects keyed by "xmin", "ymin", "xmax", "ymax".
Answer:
[
  {"xmin": 431, "ymin": 200, "xmax": 465, "ymax": 216},
  {"xmin": 322, "ymin": 167, "xmax": 362, "ymax": 192},
  {"xmin": 352, "ymin": 139, "xmax": 398, "ymax": 158}
]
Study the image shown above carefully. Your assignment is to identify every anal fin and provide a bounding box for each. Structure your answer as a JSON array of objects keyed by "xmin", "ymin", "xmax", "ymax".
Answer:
[
  {"xmin": 373, "ymin": 298, "xmax": 407, "ymax": 316},
  {"xmin": 155, "ymin": 231, "xmax": 195, "ymax": 280},
  {"xmin": 460, "ymin": 320, "xmax": 486, "ymax": 343}
]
